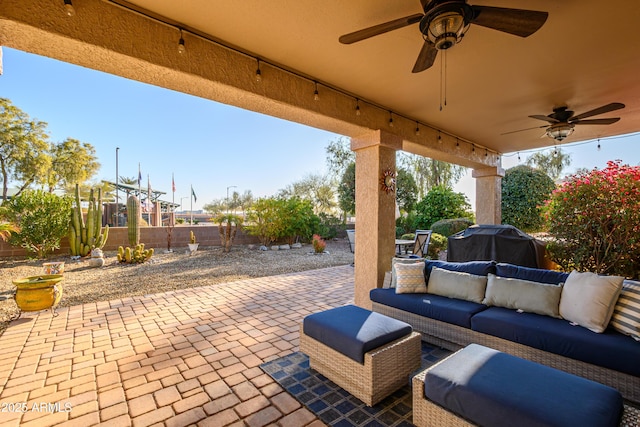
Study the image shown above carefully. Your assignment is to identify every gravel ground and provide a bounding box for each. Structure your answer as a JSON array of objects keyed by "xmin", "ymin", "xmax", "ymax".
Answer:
[{"xmin": 0, "ymin": 239, "xmax": 354, "ymax": 335}]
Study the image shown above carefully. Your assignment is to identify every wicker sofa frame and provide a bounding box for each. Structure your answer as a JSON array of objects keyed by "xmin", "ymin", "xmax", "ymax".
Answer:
[
  {"xmin": 299, "ymin": 325, "xmax": 421, "ymax": 406},
  {"xmin": 411, "ymin": 361, "xmax": 640, "ymax": 427},
  {"xmin": 372, "ymin": 302, "xmax": 640, "ymax": 404}
]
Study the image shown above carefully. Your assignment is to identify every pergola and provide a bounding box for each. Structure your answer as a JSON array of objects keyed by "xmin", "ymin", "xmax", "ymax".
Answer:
[{"xmin": 2, "ymin": 0, "xmax": 639, "ymax": 306}]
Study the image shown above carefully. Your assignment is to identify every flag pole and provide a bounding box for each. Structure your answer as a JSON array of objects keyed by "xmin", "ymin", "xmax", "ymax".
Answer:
[{"xmin": 190, "ymin": 184, "xmax": 194, "ymax": 225}]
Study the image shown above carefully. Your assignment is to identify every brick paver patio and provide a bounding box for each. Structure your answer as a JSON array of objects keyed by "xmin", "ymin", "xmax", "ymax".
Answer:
[{"xmin": 0, "ymin": 265, "xmax": 355, "ymax": 427}]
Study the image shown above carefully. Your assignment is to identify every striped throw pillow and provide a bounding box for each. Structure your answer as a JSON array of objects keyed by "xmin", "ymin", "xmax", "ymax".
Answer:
[
  {"xmin": 609, "ymin": 280, "xmax": 640, "ymax": 341},
  {"xmin": 394, "ymin": 262, "xmax": 427, "ymax": 294}
]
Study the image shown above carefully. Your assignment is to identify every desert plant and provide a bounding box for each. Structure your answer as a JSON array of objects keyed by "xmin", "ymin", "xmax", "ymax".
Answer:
[
  {"xmin": 0, "ymin": 222, "xmax": 19, "ymax": 241},
  {"xmin": 189, "ymin": 230, "xmax": 197, "ymax": 244},
  {"xmin": 426, "ymin": 232, "xmax": 448, "ymax": 259},
  {"xmin": 312, "ymin": 234, "xmax": 326, "ymax": 254},
  {"xmin": 430, "ymin": 218, "xmax": 474, "ymax": 237},
  {"xmin": 545, "ymin": 160, "xmax": 640, "ymax": 279},
  {"xmin": 2, "ymin": 189, "xmax": 72, "ymax": 258},
  {"xmin": 127, "ymin": 195, "xmax": 140, "ymax": 246},
  {"xmin": 501, "ymin": 165, "xmax": 556, "ymax": 232},
  {"xmin": 414, "ymin": 186, "xmax": 474, "ymax": 230},
  {"xmin": 214, "ymin": 213, "xmax": 242, "ymax": 252},
  {"xmin": 117, "ymin": 244, "xmax": 154, "ymax": 264},
  {"xmin": 69, "ymin": 184, "xmax": 109, "ymax": 256},
  {"xmin": 165, "ymin": 223, "xmax": 174, "ymax": 252}
]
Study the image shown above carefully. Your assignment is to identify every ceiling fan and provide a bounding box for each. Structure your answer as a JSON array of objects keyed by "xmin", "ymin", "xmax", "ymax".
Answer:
[
  {"xmin": 522, "ymin": 103, "xmax": 626, "ymax": 141},
  {"xmin": 339, "ymin": 0, "xmax": 548, "ymax": 73}
]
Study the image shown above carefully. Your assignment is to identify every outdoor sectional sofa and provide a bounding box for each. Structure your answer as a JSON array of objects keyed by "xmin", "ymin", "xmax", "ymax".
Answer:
[{"xmin": 370, "ymin": 259, "xmax": 640, "ymax": 403}]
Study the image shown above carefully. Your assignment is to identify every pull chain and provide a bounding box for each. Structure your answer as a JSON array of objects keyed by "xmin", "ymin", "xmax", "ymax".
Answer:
[{"xmin": 439, "ymin": 50, "xmax": 448, "ymax": 111}]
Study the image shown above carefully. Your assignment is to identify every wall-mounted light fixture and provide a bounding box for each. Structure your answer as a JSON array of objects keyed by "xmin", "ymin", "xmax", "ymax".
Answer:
[
  {"xmin": 63, "ymin": 0, "xmax": 76, "ymax": 16},
  {"xmin": 177, "ymin": 28, "xmax": 186, "ymax": 54}
]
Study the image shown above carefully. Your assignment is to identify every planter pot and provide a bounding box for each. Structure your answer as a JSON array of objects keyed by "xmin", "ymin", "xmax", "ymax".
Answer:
[
  {"xmin": 188, "ymin": 243, "xmax": 199, "ymax": 253},
  {"xmin": 12, "ymin": 274, "xmax": 64, "ymax": 316}
]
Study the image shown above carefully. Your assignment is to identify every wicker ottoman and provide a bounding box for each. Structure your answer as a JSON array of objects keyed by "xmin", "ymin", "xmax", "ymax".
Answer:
[
  {"xmin": 300, "ymin": 304, "xmax": 421, "ymax": 406},
  {"xmin": 412, "ymin": 344, "xmax": 624, "ymax": 427}
]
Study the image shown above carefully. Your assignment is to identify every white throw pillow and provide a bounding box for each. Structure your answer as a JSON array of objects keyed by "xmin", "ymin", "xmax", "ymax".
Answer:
[
  {"xmin": 559, "ymin": 270, "xmax": 624, "ymax": 333},
  {"xmin": 427, "ymin": 267, "xmax": 487, "ymax": 304},
  {"xmin": 609, "ymin": 280, "xmax": 640, "ymax": 341},
  {"xmin": 483, "ymin": 274, "xmax": 563, "ymax": 318},
  {"xmin": 394, "ymin": 262, "xmax": 427, "ymax": 294}
]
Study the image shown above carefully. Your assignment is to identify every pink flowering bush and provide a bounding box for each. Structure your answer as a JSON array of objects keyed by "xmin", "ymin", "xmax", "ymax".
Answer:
[
  {"xmin": 312, "ymin": 234, "xmax": 326, "ymax": 254},
  {"xmin": 545, "ymin": 160, "xmax": 640, "ymax": 279}
]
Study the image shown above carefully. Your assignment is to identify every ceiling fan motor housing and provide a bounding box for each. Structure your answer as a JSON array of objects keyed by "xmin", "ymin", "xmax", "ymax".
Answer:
[{"xmin": 420, "ymin": 1, "xmax": 473, "ymax": 50}]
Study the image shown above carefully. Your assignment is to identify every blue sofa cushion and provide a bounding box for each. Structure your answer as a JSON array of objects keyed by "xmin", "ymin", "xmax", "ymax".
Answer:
[
  {"xmin": 424, "ymin": 260, "xmax": 496, "ymax": 283},
  {"xmin": 370, "ymin": 288, "xmax": 487, "ymax": 328},
  {"xmin": 424, "ymin": 344, "xmax": 623, "ymax": 427},
  {"xmin": 303, "ymin": 305, "xmax": 412, "ymax": 364},
  {"xmin": 471, "ymin": 307, "xmax": 640, "ymax": 376},
  {"xmin": 496, "ymin": 262, "xmax": 569, "ymax": 285}
]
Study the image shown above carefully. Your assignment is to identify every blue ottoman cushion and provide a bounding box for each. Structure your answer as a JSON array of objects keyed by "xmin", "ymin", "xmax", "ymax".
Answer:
[
  {"xmin": 424, "ymin": 344, "xmax": 623, "ymax": 427},
  {"xmin": 303, "ymin": 305, "xmax": 412, "ymax": 364}
]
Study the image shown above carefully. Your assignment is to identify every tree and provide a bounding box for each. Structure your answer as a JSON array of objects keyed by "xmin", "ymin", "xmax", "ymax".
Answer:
[
  {"xmin": 414, "ymin": 185, "xmax": 474, "ymax": 229},
  {"xmin": 337, "ymin": 162, "xmax": 356, "ymax": 216},
  {"xmin": 398, "ymin": 152, "xmax": 466, "ymax": 199},
  {"xmin": 2, "ymin": 189, "xmax": 72, "ymax": 258},
  {"xmin": 396, "ymin": 168, "xmax": 418, "ymax": 212},
  {"xmin": 0, "ymin": 98, "xmax": 50, "ymax": 200},
  {"xmin": 526, "ymin": 148, "xmax": 572, "ymax": 181},
  {"xmin": 325, "ymin": 137, "xmax": 355, "ymax": 182},
  {"xmin": 278, "ymin": 173, "xmax": 336, "ymax": 215},
  {"xmin": 501, "ymin": 165, "xmax": 556, "ymax": 232},
  {"xmin": 42, "ymin": 138, "xmax": 100, "ymax": 192}
]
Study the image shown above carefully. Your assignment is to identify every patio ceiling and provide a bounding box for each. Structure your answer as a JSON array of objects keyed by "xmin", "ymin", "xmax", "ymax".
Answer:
[{"xmin": 111, "ymin": 0, "xmax": 640, "ymax": 155}]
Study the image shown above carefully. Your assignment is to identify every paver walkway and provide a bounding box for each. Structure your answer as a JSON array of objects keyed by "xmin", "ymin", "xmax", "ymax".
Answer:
[{"xmin": 0, "ymin": 265, "xmax": 355, "ymax": 427}]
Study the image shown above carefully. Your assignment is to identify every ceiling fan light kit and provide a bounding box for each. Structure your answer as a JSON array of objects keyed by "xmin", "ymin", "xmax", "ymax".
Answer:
[
  {"xmin": 421, "ymin": 4, "xmax": 472, "ymax": 50},
  {"xmin": 546, "ymin": 123, "xmax": 574, "ymax": 141}
]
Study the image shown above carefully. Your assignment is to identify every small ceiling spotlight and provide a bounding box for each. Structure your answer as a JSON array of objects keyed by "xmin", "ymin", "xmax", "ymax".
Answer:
[
  {"xmin": 313, "ymin": 82, "xmax": 319, "ymax": 101},
  {"xmin": 255, "ymin": 59, "xmax": 262, "ymax": 82},
  {"xmin": 355, "ymin": 99, "xmax": 361, "ymax": 116},
  {"xmin": 177, "ymin": 28, "xmax": 186, "ymax": 54},
  {"xmin": 63, "ymin": 0, "xmax": 76, "ymax": 16}
]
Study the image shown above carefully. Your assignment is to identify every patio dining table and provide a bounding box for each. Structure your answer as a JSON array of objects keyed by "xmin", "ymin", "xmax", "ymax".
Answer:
[{"xmin": 395, "ymin": 239, "xmax": 414, "ymax": 255}]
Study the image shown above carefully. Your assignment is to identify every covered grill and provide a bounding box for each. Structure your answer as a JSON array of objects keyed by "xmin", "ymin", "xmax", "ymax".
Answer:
[{"xmin": 447, "ymin": 224, "xmax": 545, "ymax": 268}]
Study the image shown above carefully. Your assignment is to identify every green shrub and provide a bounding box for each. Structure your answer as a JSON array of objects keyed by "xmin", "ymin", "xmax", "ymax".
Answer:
[
  {"xmin": 2, "ymin": 189, "xmax": 72, "ymax": 258},
  {"xmin": 414, "ymin": 186, "xmax": 474, "ymax": 229},
  {"xmin": 501, "ymin": 165, "xmax": 555, "ymax": 232},
  {"xmin": 400, "ymin": 233, "xmax": 415, "ymax": 241},
  {"xmin": 427, "ymin": 232, "xmax": 447, "ymax": 259},
  {"xmin": 430, "ymin": 218, "xmax": 474, "ymax": 237},
  {"xmin": 545, "ymin": 160, "xmax": 640, "ymax": 279},
  {"xmin": 245, "ymin": 196, "xmax": 319, "ymax": 246},
  {"xmin": 315, "ymin": 213, "xmax": 344, "ymax": 240},
  {"xmin": 395, "ymin": 211, "xmax": 418, "ymax": 237}
]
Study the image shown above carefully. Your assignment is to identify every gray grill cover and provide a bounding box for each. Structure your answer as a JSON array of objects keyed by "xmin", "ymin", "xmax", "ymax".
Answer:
[{"xmin": 447, "ymin": 225, "xmax": 544, "ymax": 268}]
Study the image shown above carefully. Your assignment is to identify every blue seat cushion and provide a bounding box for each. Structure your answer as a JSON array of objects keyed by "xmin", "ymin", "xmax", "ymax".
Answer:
[
  {"xmin": 424, "ymin": 344, "xmax": 623, "ymax": 427},
  {"xmin": 424, "ymin": 260, "xmax": 496, "ymax": 283},
  {"xmin": 496, "ymin": 262, "xmax": 569, "ymax": 285},
  {"xmin": 471, "ymin": 307, "xmax": 640, "ymax": 376},
  {"xmin": 370, "ymin": 288, "xmax": 487, "ymax": 328},
  {"xmin": 303, "ymin": 305, "xmax": 412, "ymax": 364}
]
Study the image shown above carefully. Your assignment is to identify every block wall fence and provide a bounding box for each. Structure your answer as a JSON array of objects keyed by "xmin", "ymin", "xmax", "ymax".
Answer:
[{"xmin": 0, "ymin": 225, "xmax": 261, "ymax": 258}]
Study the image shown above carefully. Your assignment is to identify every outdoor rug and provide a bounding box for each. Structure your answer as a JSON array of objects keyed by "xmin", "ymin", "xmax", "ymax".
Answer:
[{"xmin": 260, "ymin": 342, "xmax": 451, "ymax": 427}]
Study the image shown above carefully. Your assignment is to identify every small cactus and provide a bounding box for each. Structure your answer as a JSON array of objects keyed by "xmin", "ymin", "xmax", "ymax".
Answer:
[
  {"xmin": 190, "ymin": 230, "xmax": 197, "ymax": 244},
  {"xmin": 117, "ymin": 244, "xmax": 153, "ymax": 264},
  {"xmin": 127, "ymin": 195, "xmax": 140, "ymax": 247}
]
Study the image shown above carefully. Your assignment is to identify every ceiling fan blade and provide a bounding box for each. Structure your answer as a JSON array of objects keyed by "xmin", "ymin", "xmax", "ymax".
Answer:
[
  {"xmin": 471, "ymin": 6, "xmax": 548, "ymax": 38},
  {"xmin": 501, "ymin": 125, "xmax": 547, "ymax": 136},
  {"xmin": 573, "ymin": 118, "xmax": 621, "ymax": 125},
  {"xmin": 569, "ymin": 103, "xmax": 625, "ymax": 122},
  {"xmin": 412, "ymin": 40, "xmax": 438, "ymax": 73},
  {"xmin": 528, "ymin": 114, "xmax": 559, "ymax": 124},
  {"xmin": 339, "ymin": 13, "xmax": 423, "ymax": 44}
]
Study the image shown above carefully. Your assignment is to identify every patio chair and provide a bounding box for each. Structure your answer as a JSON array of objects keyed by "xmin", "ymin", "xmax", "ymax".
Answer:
[
  {"xmin": 346, "ymin": 229, "xmax": 355, "ymax": 266},
  {"xmin": 411, "ymin": 229, "xmax": 432, "ymax": 258}
]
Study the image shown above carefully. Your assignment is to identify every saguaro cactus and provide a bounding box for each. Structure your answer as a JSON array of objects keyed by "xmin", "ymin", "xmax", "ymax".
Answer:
[
  {"xmin": 69, "ymin": 184, "xmax": 109, "ymax": 256},
  {"xmin": 127, "ymin": 195, "xmax": 141, "ymax": 246}
]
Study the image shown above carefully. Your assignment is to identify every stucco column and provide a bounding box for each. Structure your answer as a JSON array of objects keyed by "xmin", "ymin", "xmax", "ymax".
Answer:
[
  {"xmin": 472, "ymin": 166, "xmax": 505, "ymax": 225},
  {"xmin": 351, "ymin": 130, "xmax": 403, "ymax": 309}
]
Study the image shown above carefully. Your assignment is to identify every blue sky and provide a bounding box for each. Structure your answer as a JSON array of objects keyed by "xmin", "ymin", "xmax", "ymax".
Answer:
[{"xmin": 1, "ymin": 47, "xmax": 639, "ymax": 211}]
